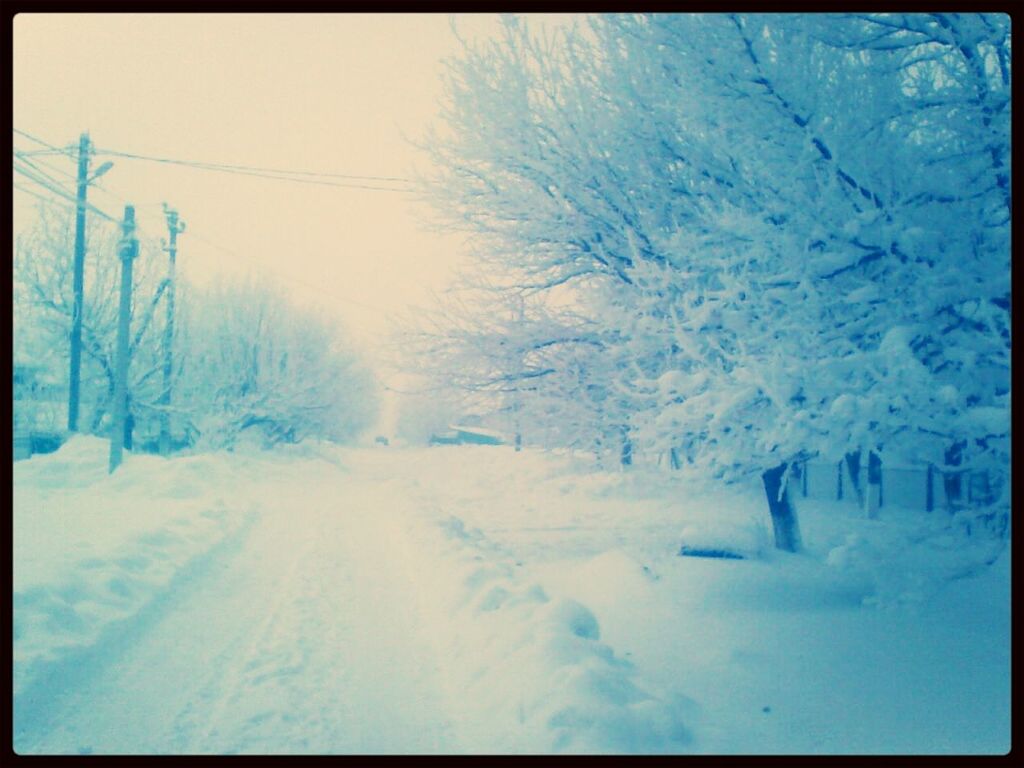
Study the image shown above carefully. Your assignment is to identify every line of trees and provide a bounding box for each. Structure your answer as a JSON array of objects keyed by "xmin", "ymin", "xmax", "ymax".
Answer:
[
  {"xmin": 14, "ymin": 204, "xmax": 378, "ymax": 453},
  {"xmin": 407, "ymin": 13, "xmax": 1010, "ymax": 549}
]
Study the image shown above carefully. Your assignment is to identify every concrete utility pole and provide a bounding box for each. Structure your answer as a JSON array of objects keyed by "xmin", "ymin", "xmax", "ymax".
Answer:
[
  {"xmin": 67, "ymin": 132, "xmax": 90, "ymax": 432},
  {"xmin": 109, "ymin": 205, "xmax": 139, "ymax": 474},
  {"xmin": 159, "ymin": 204, "xmax": 185, "ymax": 456}
]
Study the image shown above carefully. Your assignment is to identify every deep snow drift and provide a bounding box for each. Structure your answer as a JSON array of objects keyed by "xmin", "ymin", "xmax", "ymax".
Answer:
[{"xmin": 12, "ymin": 438, "xmax": 1010, "ymax": 754}]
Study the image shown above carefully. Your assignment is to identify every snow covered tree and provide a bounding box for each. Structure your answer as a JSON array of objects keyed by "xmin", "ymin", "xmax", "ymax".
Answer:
[
  {"xmin": 175, "ymin": 275, "xmax": 378, "ymax": 450},
  {"xmin": 14, "ymin": 203, "xmax": 378, "ymax": 453},
  {"xmin": 606, "ymin": 12, "xmax": 1009, "ymax": 538},
  {"xmin": 423, "ymin": 13, "xmax": 1010, "ymax": 548},
  {"xmin": 13, "ymin": 203, "xmax": 175, "ymax": 441}
]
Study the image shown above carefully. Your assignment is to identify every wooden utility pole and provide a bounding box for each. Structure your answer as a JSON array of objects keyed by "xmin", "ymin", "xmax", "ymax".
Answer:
[
  {"xmin": 109, "ymin": 205, "xmax": 139, "ymax": 473},
  {"xmin": 159, "ymin": 204, "xmax": 185, "ymax": 456},
  {"xmin": 67, "ymin": 132, "xmax": 90, "ymax": 432}
]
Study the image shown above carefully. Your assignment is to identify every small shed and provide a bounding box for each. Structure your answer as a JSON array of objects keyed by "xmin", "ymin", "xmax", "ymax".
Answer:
[{"xmin": 429, "ymin": 425, "xmax": 505, "ymax": 446}]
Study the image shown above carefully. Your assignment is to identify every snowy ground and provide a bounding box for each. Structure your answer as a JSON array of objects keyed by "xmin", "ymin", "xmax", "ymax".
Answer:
[{"xmin": 13, "ymin": 438, "xmax": 1010, "ymax": 754}]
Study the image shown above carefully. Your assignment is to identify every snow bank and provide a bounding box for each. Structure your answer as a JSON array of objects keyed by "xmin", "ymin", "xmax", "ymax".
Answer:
[
  {"xmin": 13, "ymin": 437, "xmax": 262, "ymax": 699},
  {"xmin": 394, "ymin": 512, "xmax": 692, "ymax": 754},
  {"xmin": 363, "ymin": 445, "xmax": 1008, "ymax": 753},
  {"xmin": 822, "ymin": 521, "xmax": 1006, "ymax": 609}
]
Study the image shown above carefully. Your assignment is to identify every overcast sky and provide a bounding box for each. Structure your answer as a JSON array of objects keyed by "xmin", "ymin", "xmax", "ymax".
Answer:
[{"xmin": 13, "ymin": 13, "xmax": 563, "ymax": 358}]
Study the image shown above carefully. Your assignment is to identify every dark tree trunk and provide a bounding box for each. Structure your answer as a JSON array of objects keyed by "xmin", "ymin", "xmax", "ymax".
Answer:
[
  {"xmin": 763, "ymin": 463, "xmax": 802, "ymax": 553},
  {"xmin": 845, "ymin": 450, "xmax": 864, "ymax": 507},
  {"xmin": 124, "ymin": 410, "xmax": 135, "ymax": 451},
  {"xmin": 865, "ymin": 450, "xmax": 882, "ymax": 519},
  {"xmin": 926, "ymin": 464, "xmax": 935, "ymax": 512},
  {"xmin": 944, "ymin": 440, "xmax": 966, "ymax": 513},
  {"xmin": 669, "ymin": 447, "xmax": 681, "ymax": 470},
  {"xmin": 620, "ymin": 426, "xmax": 632, "ymax": 467}
]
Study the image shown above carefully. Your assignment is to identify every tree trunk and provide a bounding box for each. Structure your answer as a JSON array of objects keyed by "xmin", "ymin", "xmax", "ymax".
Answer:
[
  {"xmin": 124, "ymin": 410, "xmax": 135, "ymax": 451},
  {"xmin": 944, "ymin": 440, "xmax": 965, "ymax": 513},
  {"xmin": 620, "ymin": 426, "xmax": 632, "ymax": 467},
  {"xmin": 669, "ymin": 447, "xmax": 681, "ymax": 470},
  {"xmin": 926, "ymin": 464, "xmax": 935, "ymax": 512},
  {"xmin": 763, "ymin": 463, "xmax": 802, "ymax": 553},
  {"xmin": 845, "ymin": 450, "xmax": 864, "ymax": 507},
  {"xmin": 864, "ymin": 450, "xmax": 881, "ymax": 519}
]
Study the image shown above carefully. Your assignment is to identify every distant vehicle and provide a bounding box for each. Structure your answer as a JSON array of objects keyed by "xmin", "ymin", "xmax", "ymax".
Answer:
[
  {"xmin": 374, "ymin": 435, "xmax": 390, "ymax": 446},
  {"xmin": 429, "ymin": 425, "xmax": 504, "ymax": 446}
]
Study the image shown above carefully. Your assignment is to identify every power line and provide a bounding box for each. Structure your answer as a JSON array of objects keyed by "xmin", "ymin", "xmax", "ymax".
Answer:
[
  {"xmin": 12, "ymin": 161, "xmax": 118, "ymax": 222},
  {"xmin": 13, "ymin": 128, "xmax": 400, "ymax": 322},
  {"xmin": 93, "ymin": 147, "xmax": 412, "ymax": 183},
  {"xmin": 13, "ymin": 147, "xmax": 73, "ymax": 157},
  {"xmin": 14, "ymin": 128, "xmax": 416, "ymax": 193},
  {"xmin": 13, "ymin": 149, "xmax": 78, "ymax": 182},
  {"xmin": 13, "ymin": 127, "xmax": 74, "ymax": 155},
  {"xmin": 13, "ymin": 151, "xmax": 161, "ymax": 239},
  {"xmin": 19, "ymin": 157, "xmax": 393, "ymax": 318},
  {"xmin": 174, "ymin": 162, "xmax": 413, "ymax": 192},
  {"xmin": 13, "ymin": 181, "xmax": 74, "ymax": 210},
  {"xmin": 92, "ymin": 147, "xmax": 415, "ymax": 191},
  {"xmin": 13, "ymin": 155, "xmax": 72, "ymax": 190}
]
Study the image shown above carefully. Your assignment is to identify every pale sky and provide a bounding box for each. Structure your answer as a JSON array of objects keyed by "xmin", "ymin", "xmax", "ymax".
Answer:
[{"xmin": 12, "ymin": 13, "xmax": 564, "ymax": 357}]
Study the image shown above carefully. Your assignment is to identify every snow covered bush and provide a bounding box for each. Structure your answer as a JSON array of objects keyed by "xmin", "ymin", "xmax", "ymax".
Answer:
[{"xmin": 176, "ymin": 275, "xmax": 378, "ymax": 450}]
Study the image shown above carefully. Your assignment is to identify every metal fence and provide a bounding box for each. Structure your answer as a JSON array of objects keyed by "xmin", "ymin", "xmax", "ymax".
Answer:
[{"xmin": 799, "ymin": 460, "xmax": 988, "ymax": 512}]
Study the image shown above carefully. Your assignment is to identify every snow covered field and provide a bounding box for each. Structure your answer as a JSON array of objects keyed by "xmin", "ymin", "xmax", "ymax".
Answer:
[{"xmin": 13, "ymin": 438, "xmax": 1010, "ymax": 754}]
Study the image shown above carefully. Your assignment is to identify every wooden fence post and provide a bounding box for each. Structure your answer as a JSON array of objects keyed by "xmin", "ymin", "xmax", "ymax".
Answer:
[{"xmin": 926, "ymin": 464, "xmax": 935, "ymax": 512}]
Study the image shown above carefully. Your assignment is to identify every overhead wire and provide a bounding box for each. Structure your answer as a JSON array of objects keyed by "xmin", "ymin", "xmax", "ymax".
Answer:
[
  {"xmin": 13, "ymin": 160, "xmax": 117, "ymax": 222},
  {"xmin": 13, "ymin": 181, "xmax": 74, "ymax": 210},
  {"xmin": 13, "ymin": 128, "xmax": 403, "ymax": 323},
  {"xmin": 15, "ymin": 127, "xmax": 418, "ymax": 193},
  {"xmin": 13, "ymin": 150, "xmax": 79, "ymax": 183},
  {"xmin": 92, "ymin": 147, "xmax": 415, "ymax": 192},
  {"xmin": 13, "ymin": 156, "xmax": 73, "ymax": 192},
  {"xmin": 13, "ymin": 147, "xmax": 72, "ymax": 157},
  {"xmin": 13, "ymin": 127, "xmax": 74, "ymax": 155},
  {"xmin": 92, "ymin": 147, "xmax": 413, "ymax": 183}
]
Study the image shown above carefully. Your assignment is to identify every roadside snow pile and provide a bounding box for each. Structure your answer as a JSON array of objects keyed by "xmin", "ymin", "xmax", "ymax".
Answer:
[
  {"xmin": 821, "ymin": 520, "xmax": 1006, "ymax": 609},
  {"xmin": 677, "ymin": 507, "xmax": 771, "ymax": 560},
  {"xmin": 393, "ymin": 512, "xmax": 693, "ymax": 754},
  {"xmin": 13, "ymin": 437, "xmax": 261, "ymax": 699}
]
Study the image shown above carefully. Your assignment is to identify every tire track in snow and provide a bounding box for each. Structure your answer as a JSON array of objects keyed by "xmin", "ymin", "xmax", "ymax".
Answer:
[
  {"xmin": 173, "ymin": 524, "xmax": 321, "ymax": 752},
  {"xmin": 13, "ymin": 508, "xmax": 261, "ymax": 754},
  {"xmin": 186, "ymin": 504, "xmax": 356, "ymax": 754},
  {"xmin": 18, "ymin": 459, "xmax": 455, "ymax": 755}
]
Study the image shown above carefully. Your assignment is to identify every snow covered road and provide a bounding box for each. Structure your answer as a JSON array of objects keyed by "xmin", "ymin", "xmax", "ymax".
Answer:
[
  {"xmin": 15, "ymin": 455, "xmax": 456, "ymax": 755},
  {"xmin": 14, "ymin": 440, "xmax": 1009, "ymax": 755}
]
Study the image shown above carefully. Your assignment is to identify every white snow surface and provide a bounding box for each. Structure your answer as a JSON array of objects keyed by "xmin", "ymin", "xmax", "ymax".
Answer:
[{"xmin": 13, "ymin": 439, "xmax": 1010, "ymax": 754}]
